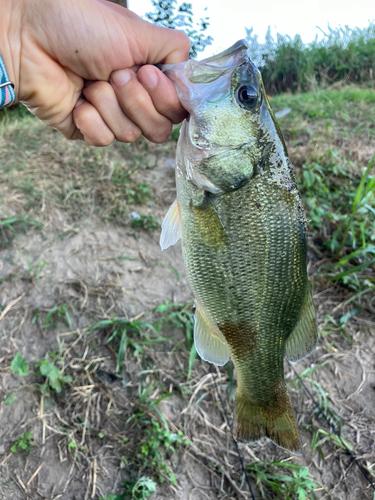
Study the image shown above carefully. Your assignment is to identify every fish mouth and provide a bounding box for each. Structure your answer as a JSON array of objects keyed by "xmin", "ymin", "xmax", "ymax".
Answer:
[
  {"xmin": 159, "ymin": 39, "xmax": 250, "ymax": 77},
  {"xmin": 198, "ymin": 39, "xmax": 249, "ymax": 69},
  {"xmin": 159, "ymin": 40, "xmax": 253, "ymax": 113}
]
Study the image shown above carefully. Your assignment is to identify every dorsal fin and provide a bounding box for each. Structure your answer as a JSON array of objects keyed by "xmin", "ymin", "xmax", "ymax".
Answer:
[
  {"xmin": 194, "ymin": 304, "xmax": 230, "ymax": 366},
  {"xmin": 285, "ymin": 290, "xmax": 318, "ymax": 363},
  {"xmin": 160, "ymin": 199, "xmax": 182, "ymax": 250}
]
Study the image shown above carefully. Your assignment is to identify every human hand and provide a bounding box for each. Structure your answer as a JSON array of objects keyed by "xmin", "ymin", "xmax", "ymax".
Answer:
[{"xmin": 0, "ymin": 0, "xmax": 190, "ymax": 145}]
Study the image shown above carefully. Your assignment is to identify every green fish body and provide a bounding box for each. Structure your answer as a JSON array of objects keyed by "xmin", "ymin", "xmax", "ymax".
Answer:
[{"xmin": 160, "ymin": 41, "xmax": 318, "ymax": 452}]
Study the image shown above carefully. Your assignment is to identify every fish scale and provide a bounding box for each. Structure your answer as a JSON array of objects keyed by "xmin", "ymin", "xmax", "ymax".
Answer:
[{"xmin": 160, "ymin": 40, "xmax": 318, "ymax": 451}]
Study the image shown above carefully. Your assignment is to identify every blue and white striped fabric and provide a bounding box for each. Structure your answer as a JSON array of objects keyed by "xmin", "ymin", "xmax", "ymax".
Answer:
[{"xmin": 0, "ymin": 54, "xmax": 16, "ymax": 109}]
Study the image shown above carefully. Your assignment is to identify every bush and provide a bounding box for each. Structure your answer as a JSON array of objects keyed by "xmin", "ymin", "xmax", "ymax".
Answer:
[{"xmin": 246, "ymin": 22, "xmax": 375, "ymax": 93}]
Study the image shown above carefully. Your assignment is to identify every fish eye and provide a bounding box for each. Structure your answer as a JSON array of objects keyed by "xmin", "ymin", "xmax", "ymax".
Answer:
[{"xmin": 236, "ymin": 85, "xmax": 258, "ymax": 110}]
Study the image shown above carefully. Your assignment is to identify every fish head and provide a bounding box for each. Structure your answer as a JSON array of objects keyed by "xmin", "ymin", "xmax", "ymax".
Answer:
[{"xmin": 162, "ymin": 40, "xmax": 289, "ymax": 194}]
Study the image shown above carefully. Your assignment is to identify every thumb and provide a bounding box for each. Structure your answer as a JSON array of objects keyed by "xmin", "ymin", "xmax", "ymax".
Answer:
[
  {"xmin": 93, "ymin": 0, "xmax": 190, "ymax": 69},
  {"xmin": 98, "ymin": 1, "xmax": 191, "ymax": 65}
]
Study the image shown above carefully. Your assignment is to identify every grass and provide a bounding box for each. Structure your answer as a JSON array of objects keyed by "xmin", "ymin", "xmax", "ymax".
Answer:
[
  {"xmin": 87, "ymin": 315, "xmax": 171, "ymax": 374},
  {"xmin": 42, "ymin": 304, "xmax": 73, "ymax": 329},
  {"xmin": 272, "ymin": 89, "xmax": 375, "ymax": 310},
  {"xmin": 0, "ymin": 109, "xmax": 175, "ymax": 230},
  {"xmin": 153, "ymin": 301, "xmax": 197, "ymax": 379},
  {"xmin": 0, "ymin": 103, "xmax": 33, "ymax": 124},
  {"xmin": 25, "ymin": 258, "xmax": 47, "ymax": 282},
  {"xmin": 291, "ymin": 366, "xmax": 355, "ymax": 459},
  {"xmin": 0, "ymin": 214, "xmax": 42, "ymax": 249}
]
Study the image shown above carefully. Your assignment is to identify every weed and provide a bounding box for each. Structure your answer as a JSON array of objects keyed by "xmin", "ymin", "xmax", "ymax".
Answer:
[
  {"xmin": 272, "ymin": 88, "xmax": 375, "ymax": 130},
  {"xmin": 247, "ymin": 459, "xmax": 318, "ymax": 500},
  {"xmin": 270, "ymin": 92, "xmax": 375, "ymax": 310},
  {"xmin": 10, "ymin": 432, "xmax": 35, "ymax": 455},
  {"xmin": 3, "ymin": 391, "xmax": 18, "ymax": 406},
  {"xmin": 10, "ymin": 353, "xmax": 30, "ymax": 376},
  {"xmin": 101, "ymin": 476, "xmax": 156, "ymax": 500},
  {"xmin": 138, "ymin": 421, "xmax": 190, "ymax": 484},
  {"xmin": 292, "ymin": 363, "xmax": 343, "ymax": 429},
  {"xmin": 125, "ymin": 477, "xmax": 157, "ymax": 500},
  {"xmin": 102, "ymin": 374, "xmax": 190, "ymax": 500},
  {"xmin": 107, "ymin": 419, "xmax": 189, "ymax": 499},
  {"xmin": 131, "ymin": 214, "xmax": 160, "ymax": 232},
  {"xmin": 112, "ymin": 165, "xmax": 152, "ymax": 205},
  {"xmin": 35, "ymin": 355, "xmax": 72, "ymax": 394}
]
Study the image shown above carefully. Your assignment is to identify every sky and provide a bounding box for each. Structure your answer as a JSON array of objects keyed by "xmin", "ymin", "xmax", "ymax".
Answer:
[{"xmin": 129, "ymin": 0, "xmax": 375, "ymax": 57}]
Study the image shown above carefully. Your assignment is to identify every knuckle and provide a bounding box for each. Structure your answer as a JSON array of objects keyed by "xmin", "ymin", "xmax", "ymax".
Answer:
[
  {"xmin": 116, "ymin": 126, "xmax": 141, "ymax": 143},
  {"xmin": 175, "ymin": 30, "xmax": 191, "ymax": 55},
  {"xmin": 93, "ymin": 134, "xmax": 114, "ymax": 147},
  {"xmin": 84, "ymin": 81, "xmax": 112, "ymax": 103},
  {"xmin": 149, "ymin": 122, "xmax": 172, "ymax": 143},
  {"xmin": 73, "ymin": 102, "xmax": 92, "ymax": 130},
  {"xmin": 126, "ymin": 92, "xmax": 149, "ymax": 115},
  {"xmin": 73, "ymin": 103, "xmax": 114, "ymax": 146}
]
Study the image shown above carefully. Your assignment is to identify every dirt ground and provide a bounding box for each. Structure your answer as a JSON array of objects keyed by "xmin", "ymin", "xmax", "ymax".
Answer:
[{"xmin": 0, "ymin": 108, "xmax": 374, "ymax": 500}]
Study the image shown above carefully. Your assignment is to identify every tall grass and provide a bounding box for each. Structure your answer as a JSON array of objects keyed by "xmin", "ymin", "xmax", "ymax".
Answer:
[{"xmin": 246, "ymin": 22, "xmax": 375, "ymax": 93}]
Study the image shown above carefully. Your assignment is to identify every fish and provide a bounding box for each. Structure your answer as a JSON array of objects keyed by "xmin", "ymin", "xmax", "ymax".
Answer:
[{"xmin": 159, "ymin": 40, "xmax": 318, "ymax": 452}]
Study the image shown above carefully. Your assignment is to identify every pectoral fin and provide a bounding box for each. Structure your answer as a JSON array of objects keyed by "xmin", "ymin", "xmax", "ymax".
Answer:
[
  {"xmin": 285, "ymin": 290, "xmax": 318, "ymax": 363},
  {"xmin": 160, "ymin": 199, "xmax": 181, "ymax": 250},
  {"xmin": 194, "ymin": 305, "xmax": 230, "ymax": 366}
]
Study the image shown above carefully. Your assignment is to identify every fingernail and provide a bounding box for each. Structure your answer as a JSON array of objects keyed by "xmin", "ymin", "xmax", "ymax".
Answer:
[
  {"xmin": 111, "ymin": 69, "xmax": 132, "ymax": 87},
  {"xmin": 139, "ymin": 67, "xmax": 158, "ymax": 90},
  {"xmin": 75, "ymin": 98, "xmax": 85, "ymax": 108}
]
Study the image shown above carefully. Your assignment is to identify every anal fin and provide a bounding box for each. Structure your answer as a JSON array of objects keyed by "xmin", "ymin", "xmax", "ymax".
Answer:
[
  {"xmin": 285, "ymin": 290, "xmax": 318, "ymax": 363},
  {"xmin": 194, "ymin": 304, "xmax": 230, "ymax": 366},
  {"xmin": 160, "ymin": 199, "xmax": 181, "ymax": 250}
]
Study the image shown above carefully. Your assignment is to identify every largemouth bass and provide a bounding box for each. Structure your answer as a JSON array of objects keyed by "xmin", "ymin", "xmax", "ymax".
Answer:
[{"xmin": 159, "ymin": 40, "xmax": 318, "ymax": 452}]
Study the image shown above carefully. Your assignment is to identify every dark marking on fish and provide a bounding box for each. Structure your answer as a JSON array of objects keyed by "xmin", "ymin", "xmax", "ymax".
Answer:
[
  {"xmin": 219, "ymin": 320, "xmax": 258, "ymax": 358},
  {"xmin": 190, "ymin": 194, "xmax": 227, "ymax": 248}
]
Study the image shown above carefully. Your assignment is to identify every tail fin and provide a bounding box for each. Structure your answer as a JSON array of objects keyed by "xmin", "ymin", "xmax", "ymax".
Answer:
[{"xmin": 234, "ymin": 387, "xmax": 301, "ymax": 453}]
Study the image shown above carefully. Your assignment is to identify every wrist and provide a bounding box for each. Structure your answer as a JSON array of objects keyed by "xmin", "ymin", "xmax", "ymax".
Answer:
[{"xmin": 0, "ymin": 0, "xmax": 23, "ymax": 103}]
